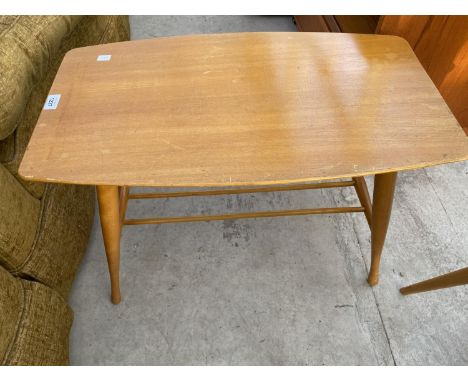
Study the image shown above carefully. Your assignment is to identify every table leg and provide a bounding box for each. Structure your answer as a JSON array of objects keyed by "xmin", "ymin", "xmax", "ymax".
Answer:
[
  {"xmin": 400, "ymin": 267, "xmax": 468, "ymax": 295},
  {"xmin": 367, "ymin": 172, "xmax": 397, "ymax": 286},
  {"xmin": 97, "ymin": 185, "xmax": 121, "ymax": 304}
]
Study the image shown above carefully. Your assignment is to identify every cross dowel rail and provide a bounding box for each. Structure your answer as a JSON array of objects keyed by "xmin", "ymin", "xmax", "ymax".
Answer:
[
  {"xmin": 127, "ymin": 180, "xmax": 355, "ymax": 200},
  {"xmin": 123, "ymin": 206, "xmax": 365, "ymax": 225}
]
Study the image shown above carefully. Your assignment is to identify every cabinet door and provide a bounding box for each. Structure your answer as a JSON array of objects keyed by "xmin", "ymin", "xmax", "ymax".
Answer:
[
  {"xmin": 293, "ymin": 16, "xmax": 340, "ymax": 32},
  {"xmin": 294, "ymin": 16, "xmax": 378, "ymax": 33},
  {"xmin": 334, "ymin": 16, "xmax": 379, "ymax": 33}
]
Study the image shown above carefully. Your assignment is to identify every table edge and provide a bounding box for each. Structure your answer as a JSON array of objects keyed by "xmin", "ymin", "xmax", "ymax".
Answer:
[{"xmin": 18, "ymin": 155, "xmax": 468, "ymax": 188}]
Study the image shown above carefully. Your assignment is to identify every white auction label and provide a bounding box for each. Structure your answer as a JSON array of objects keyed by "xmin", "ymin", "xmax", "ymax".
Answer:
[
  {"xmin": 43, "ymin": 94, "xmax": 61, "ymax": 110},
  {"xmin": 97, "ymin": 54, "xmax": 112, "ymax": 61}
]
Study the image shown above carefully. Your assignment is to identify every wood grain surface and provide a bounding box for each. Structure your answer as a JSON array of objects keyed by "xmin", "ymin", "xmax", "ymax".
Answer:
[{"xmin": 19, "ymin": 32, "xmax": 468, "ymax": 187}]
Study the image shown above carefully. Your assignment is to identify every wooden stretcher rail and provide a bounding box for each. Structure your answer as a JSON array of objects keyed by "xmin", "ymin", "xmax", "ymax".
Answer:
[
  {"xmin": 127, "ymin": 181, "xmax": 355, "ymax": 200},
  {"xmin": 123, "ymin": 206, "xmax": 365, "ymax": 225}
]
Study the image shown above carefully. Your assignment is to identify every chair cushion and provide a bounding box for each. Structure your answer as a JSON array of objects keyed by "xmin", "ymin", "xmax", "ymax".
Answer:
[
  {"xmin": 0, "ymin": 163, "xmax": 40, "ymax": 270},
  {"xmin": 0, "ymin": 265, "xmax": 73, "ymax": 365},
  {"xmin": 13, "ymin": 183, "xmax": 96, "ymax": 297},
  {"xmin": 1, "ymin": 161, "xmax": 95, "ymax": 298},
  {"xmin": 9, "ymin": 183, "xmax": 95, "ymax": 298}
]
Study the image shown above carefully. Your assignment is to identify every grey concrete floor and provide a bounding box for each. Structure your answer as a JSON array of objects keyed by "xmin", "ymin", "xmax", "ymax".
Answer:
[
  {"xmin": 129, "ymin": 15, "xmax": 297, "ymax": 39},
  {"xmin": 69, "ymin": 16, "xmax": 468, "ymax": 365}
]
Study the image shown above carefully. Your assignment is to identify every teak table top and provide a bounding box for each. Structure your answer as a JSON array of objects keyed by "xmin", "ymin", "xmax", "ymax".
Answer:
[{"xmin": 19, "ymin": 32, "xmax": 468, "ymax": 187}]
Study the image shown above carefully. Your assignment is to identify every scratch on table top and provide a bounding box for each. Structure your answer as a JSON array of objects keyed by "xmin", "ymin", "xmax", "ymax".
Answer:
[{"xmin": 159, "ymin": 138, "xmax": 185, "ymax": 151}]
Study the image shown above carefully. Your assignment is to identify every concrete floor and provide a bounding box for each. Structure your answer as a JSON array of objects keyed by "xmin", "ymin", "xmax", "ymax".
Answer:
[{"xmin": 68, "ymin": 16, "xmax": 468, "ymax": 365}]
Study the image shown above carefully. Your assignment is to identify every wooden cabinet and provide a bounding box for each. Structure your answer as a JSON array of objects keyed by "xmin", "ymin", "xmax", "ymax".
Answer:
[
  {"xmin": 294, "ymin": 16, "xmax": 379, "ymax": 33},
  {"xmin": 378, "ymin": 16, "xmax": 468, "ymax": 136},
  {"xmin": 294, "ymin": 16, "xmax": 468, "ymax": 135}
]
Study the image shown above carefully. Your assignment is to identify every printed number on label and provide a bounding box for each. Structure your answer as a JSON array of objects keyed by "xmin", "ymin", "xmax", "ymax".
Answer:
[{"xmin": 43, "ymin": 94, "xmax": 61, "ymax": 110}]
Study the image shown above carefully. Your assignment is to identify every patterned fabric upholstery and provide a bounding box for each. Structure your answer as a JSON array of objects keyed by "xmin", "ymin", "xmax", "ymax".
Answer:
[
  {"xmin": 11, "ymin": 183, "xmax": 96, "ymax": 297},
  {"xmin": 0, "ymin": 163, "xmax": 40, "ymax": 270},
  {"xmin": 0, "ymin": 266, "xmax": 73, "ymax": 365}
]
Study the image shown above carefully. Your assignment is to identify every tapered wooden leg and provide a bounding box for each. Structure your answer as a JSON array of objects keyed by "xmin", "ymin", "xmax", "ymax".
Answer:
[
  {"xmin": 97, "ymin": 185, "xmax": 121, "ymax": 304},
  {"xmin": 353, "ymin": 176, "xmax": 372, "ymax": 228},
  {"xmin": 367, "ymin": 172, "xmax": 397, "ymax": 286},
  {"xmin": 400, "ymin": 267, "xmax": 468, "ymax": 295}
]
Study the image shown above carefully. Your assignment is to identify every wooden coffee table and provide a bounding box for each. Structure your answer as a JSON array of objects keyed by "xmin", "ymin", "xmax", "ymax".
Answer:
[{"xmin": 19, "ymin": 33, "xmax": 468, "ymax": 304}]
